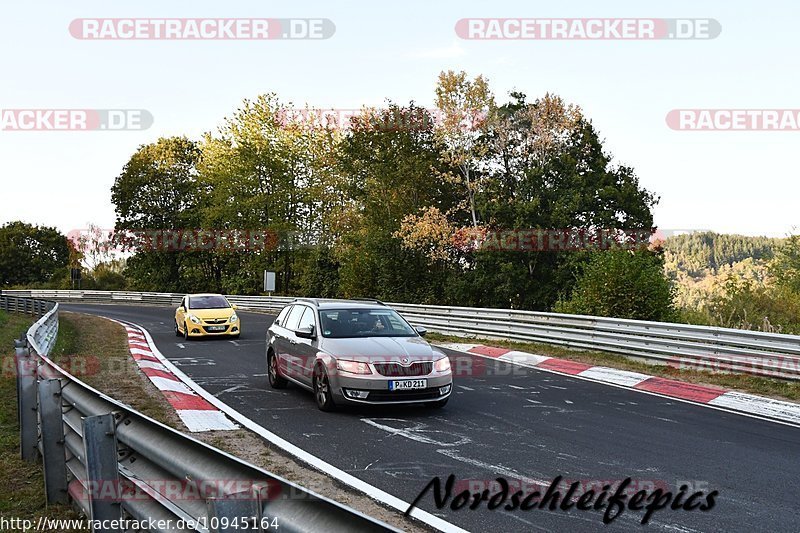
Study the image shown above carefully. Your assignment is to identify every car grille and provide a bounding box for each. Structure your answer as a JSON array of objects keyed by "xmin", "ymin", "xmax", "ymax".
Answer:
[
  {"xmin": 373, "ymin": 362, "xmax": 432, "ymax": 377},
  {"xmin": 362, "ymin": 388, "xmax": 443, "ymax": 402},
  {"xmin": 204, "ymin": 318, "xmax": 228, "ymax": 324}
]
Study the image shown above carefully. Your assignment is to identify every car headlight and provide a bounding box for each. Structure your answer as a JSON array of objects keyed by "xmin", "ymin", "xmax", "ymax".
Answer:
[
  {"xmin": 434, "ymin": 356, "xmax": 451, "ymax": 372},
  {"xmin": 229, "ymin": 313, "xmax": 238, "ymax": 323},
  {"xmin": 188, "ymin": 315, "xmax": 201, "ymax": 324},
  {"xmin": 337, "ymin": 359, "xmax": 372, "ymax": 375}
]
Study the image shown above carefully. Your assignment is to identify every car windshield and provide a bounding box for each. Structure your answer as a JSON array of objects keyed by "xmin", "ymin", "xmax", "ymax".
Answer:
[
  {"xmin": 189, "ymin": 295, "xmax": 230, "ymax": 309},
  {"xmin": 319, "ymin": 308, "xmax": 417, "ymax": 338}
]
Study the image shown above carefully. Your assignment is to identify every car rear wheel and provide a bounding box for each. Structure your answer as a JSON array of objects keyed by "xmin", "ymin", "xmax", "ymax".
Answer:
[
  {"xmin": 267, "ymin": 350, "xmax": 287, "ymax": 389},
  {"xmin": 175, "ymin": 321, "xmax": 181, "ymax": 337},
  {"xmin": 183, "ymin": 322, "xmax": 190, "ymax": 341},
  {"xmin": 313, "ymin": 365, "xmax": 336, "ymax": 412}
]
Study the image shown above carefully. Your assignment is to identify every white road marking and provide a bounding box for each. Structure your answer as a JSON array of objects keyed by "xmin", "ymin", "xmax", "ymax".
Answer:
[
  {"xmin": 229, "ymin": 340, "xmax": 241, "ymax": 346},
  {"xmin": 505, "ymin": 512, "xmax": 551, "ymax": 531},
  {"xmin": 176, "ymin": 343, "xmax": 185, "ymax": 349},
  {"xmin": 457, "ymin": 385, "xmax": 474, "ymax": 391},
  {"xmin": 214, "ymin": 385, "xmax": 244, "ymax": 397},
  {"xmin": 361, "ymin": 418, "xmax": 471, "ymax": 447},
  {"xmin": 436, "ymin": 448, "xmax": 549, "ymax": 487},
  {"xmin": 653, "ymin": 523, "xmax": 704, "ymax": 533}
]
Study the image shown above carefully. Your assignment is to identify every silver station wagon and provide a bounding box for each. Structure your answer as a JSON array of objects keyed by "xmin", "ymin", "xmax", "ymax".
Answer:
[{"xmin": 266, "ymin": 299, "xmax": 453, "ymax": 411}]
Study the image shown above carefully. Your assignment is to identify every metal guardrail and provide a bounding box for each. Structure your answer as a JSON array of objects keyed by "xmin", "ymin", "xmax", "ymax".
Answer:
[
  {"xmin": 6, "ymin": 295, "xmax": 396, "ymax": 533},
  {"xmin": 386, "ymin": 303, "xmax": 800, "ymax": 380},
  {"xmin": 4, "ymin": 289, "xmax": 800, "ymax": 380}
]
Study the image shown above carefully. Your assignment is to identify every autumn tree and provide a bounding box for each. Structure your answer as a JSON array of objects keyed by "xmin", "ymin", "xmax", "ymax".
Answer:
[{"xmin": 434, "ymin": 70, "xmax": 494, "ymax": 228}]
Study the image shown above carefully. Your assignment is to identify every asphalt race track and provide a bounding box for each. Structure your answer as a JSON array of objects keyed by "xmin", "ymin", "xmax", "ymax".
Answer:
[{"xmin": 63, "ymin": 304, "xmax": 800, "ymax": 533}]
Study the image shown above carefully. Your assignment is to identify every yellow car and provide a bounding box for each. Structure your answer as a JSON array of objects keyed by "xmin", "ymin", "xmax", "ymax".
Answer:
[{"xmin": 175, "ymin": 293, "xmax": 240, "ymax": 340}]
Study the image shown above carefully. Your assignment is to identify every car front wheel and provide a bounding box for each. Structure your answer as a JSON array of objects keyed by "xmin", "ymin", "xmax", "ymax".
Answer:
[{"xmin": 313, "ymin": 365, "xmax": 336, "ymax": 412}]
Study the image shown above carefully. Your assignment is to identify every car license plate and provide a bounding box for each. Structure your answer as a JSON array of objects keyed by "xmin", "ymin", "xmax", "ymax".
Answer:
[
  {"xmin": 389, "ymin": 379, "xmax": 427, "ymax": 391},
  {"xmin": 207, "ymin": 326, "xmax": 226, "ymax": 332}
]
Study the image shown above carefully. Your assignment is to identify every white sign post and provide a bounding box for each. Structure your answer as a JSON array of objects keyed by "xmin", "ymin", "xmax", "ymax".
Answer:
[{"xmin": 264, "ymin": 270, "xmax": 276, "ymax": 294}]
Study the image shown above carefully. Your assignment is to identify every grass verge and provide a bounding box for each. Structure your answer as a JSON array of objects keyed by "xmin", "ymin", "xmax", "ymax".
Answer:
[
  {"xmin": 427, "ymin": 331, "xmax": 800, "ymax": 402},
  {"xmin": 0, "ymin": 310, "xmax": 85, "ymax": 530}
]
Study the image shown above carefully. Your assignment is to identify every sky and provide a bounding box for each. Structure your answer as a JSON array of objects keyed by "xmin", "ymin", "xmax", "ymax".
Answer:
[{"xmin": 1, "ymin": 1, "xmax": 798, "ymax": 237}]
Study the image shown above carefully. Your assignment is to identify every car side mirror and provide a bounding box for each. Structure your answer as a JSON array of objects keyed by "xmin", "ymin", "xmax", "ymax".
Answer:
[
  {"xmin": 415, "ymin": 326, "xmax": 427, "ymax": 337},
  {"xmin": 231, "ymin": 304, "xmax": 238, "ymax": 310},
  {"xmin": 177, "ymin": 306, "xmax": 185, "ymax": 312},
  {"xmin": 296, "ymin": 325, "xmax": 316, "ymax": 340}
]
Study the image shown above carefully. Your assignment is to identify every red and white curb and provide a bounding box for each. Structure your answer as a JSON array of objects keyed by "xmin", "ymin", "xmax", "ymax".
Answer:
[
  {"xmin": 437, "ymin": 342, "xmax": 800, "ymax": 427},
  {"xmin": 122, "ymin": 324, "xmax": 237, "ymax": 432}
]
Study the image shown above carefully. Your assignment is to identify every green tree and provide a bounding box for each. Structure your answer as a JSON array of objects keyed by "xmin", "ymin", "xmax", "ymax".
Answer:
[
  {"xmin": 449, "ymin": 92, "xmax": 658, "ymax": 310},
  {"xmin": 199, "ymin": 95, "xmax": 343, "ymax": 294},
  {"xmin": 0, "ymin": 221, "xmax": 71, "ymax": 287},
  {"xmin": 110, "ymin": 137, "xmax": 205, "ymax": 292},
  {"xmin": 555, "ymin": 250, "xmax": 676, "ymax": 321},
  {"xmin": 769, "ymin": 233, "xmax": 800, "ymax": 293},
  {"xmin": 335, "ymin": 103, "xmax": 457, "ymax": 301}
]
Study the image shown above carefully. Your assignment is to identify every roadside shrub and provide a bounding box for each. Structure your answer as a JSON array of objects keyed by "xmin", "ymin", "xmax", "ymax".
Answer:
[{"xmin": 555, "ymin": 250, "xmax": 676, "ymax": 321}]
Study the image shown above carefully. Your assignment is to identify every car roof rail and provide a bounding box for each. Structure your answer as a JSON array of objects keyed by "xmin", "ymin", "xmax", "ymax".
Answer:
[
  {"xmin": 350, "ymin": 298, "xmax": 387, "ymax": 306},
  {"xmin": 292, "ymin": 297, "xmax": 319, "ymax": 306}
]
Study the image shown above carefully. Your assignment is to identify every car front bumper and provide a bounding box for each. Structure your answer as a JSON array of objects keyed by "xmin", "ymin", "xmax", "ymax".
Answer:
[
  {"xmin": 186, "ymin": 323, "xmax": 240, "ymax": 337},
  {"xmin": 331, "ymin": 372, "xmax": 452, "ymax": 404}
]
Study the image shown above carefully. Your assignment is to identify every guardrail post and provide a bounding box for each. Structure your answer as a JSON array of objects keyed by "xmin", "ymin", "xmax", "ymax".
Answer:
[
  {"xmin": 38, "ymin": 378, "xmax": 69, "ymax": 504},
  {"xmin": 15, "ymin": 336, "xmax": 38, "ymax": 462},
  {"xmin": 83, "ymin": 414, "xmax": 122, "ymax": 530},
  {"xmin": 207, "ymin": 490, "xmax": 263, "ymax": 532}
]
